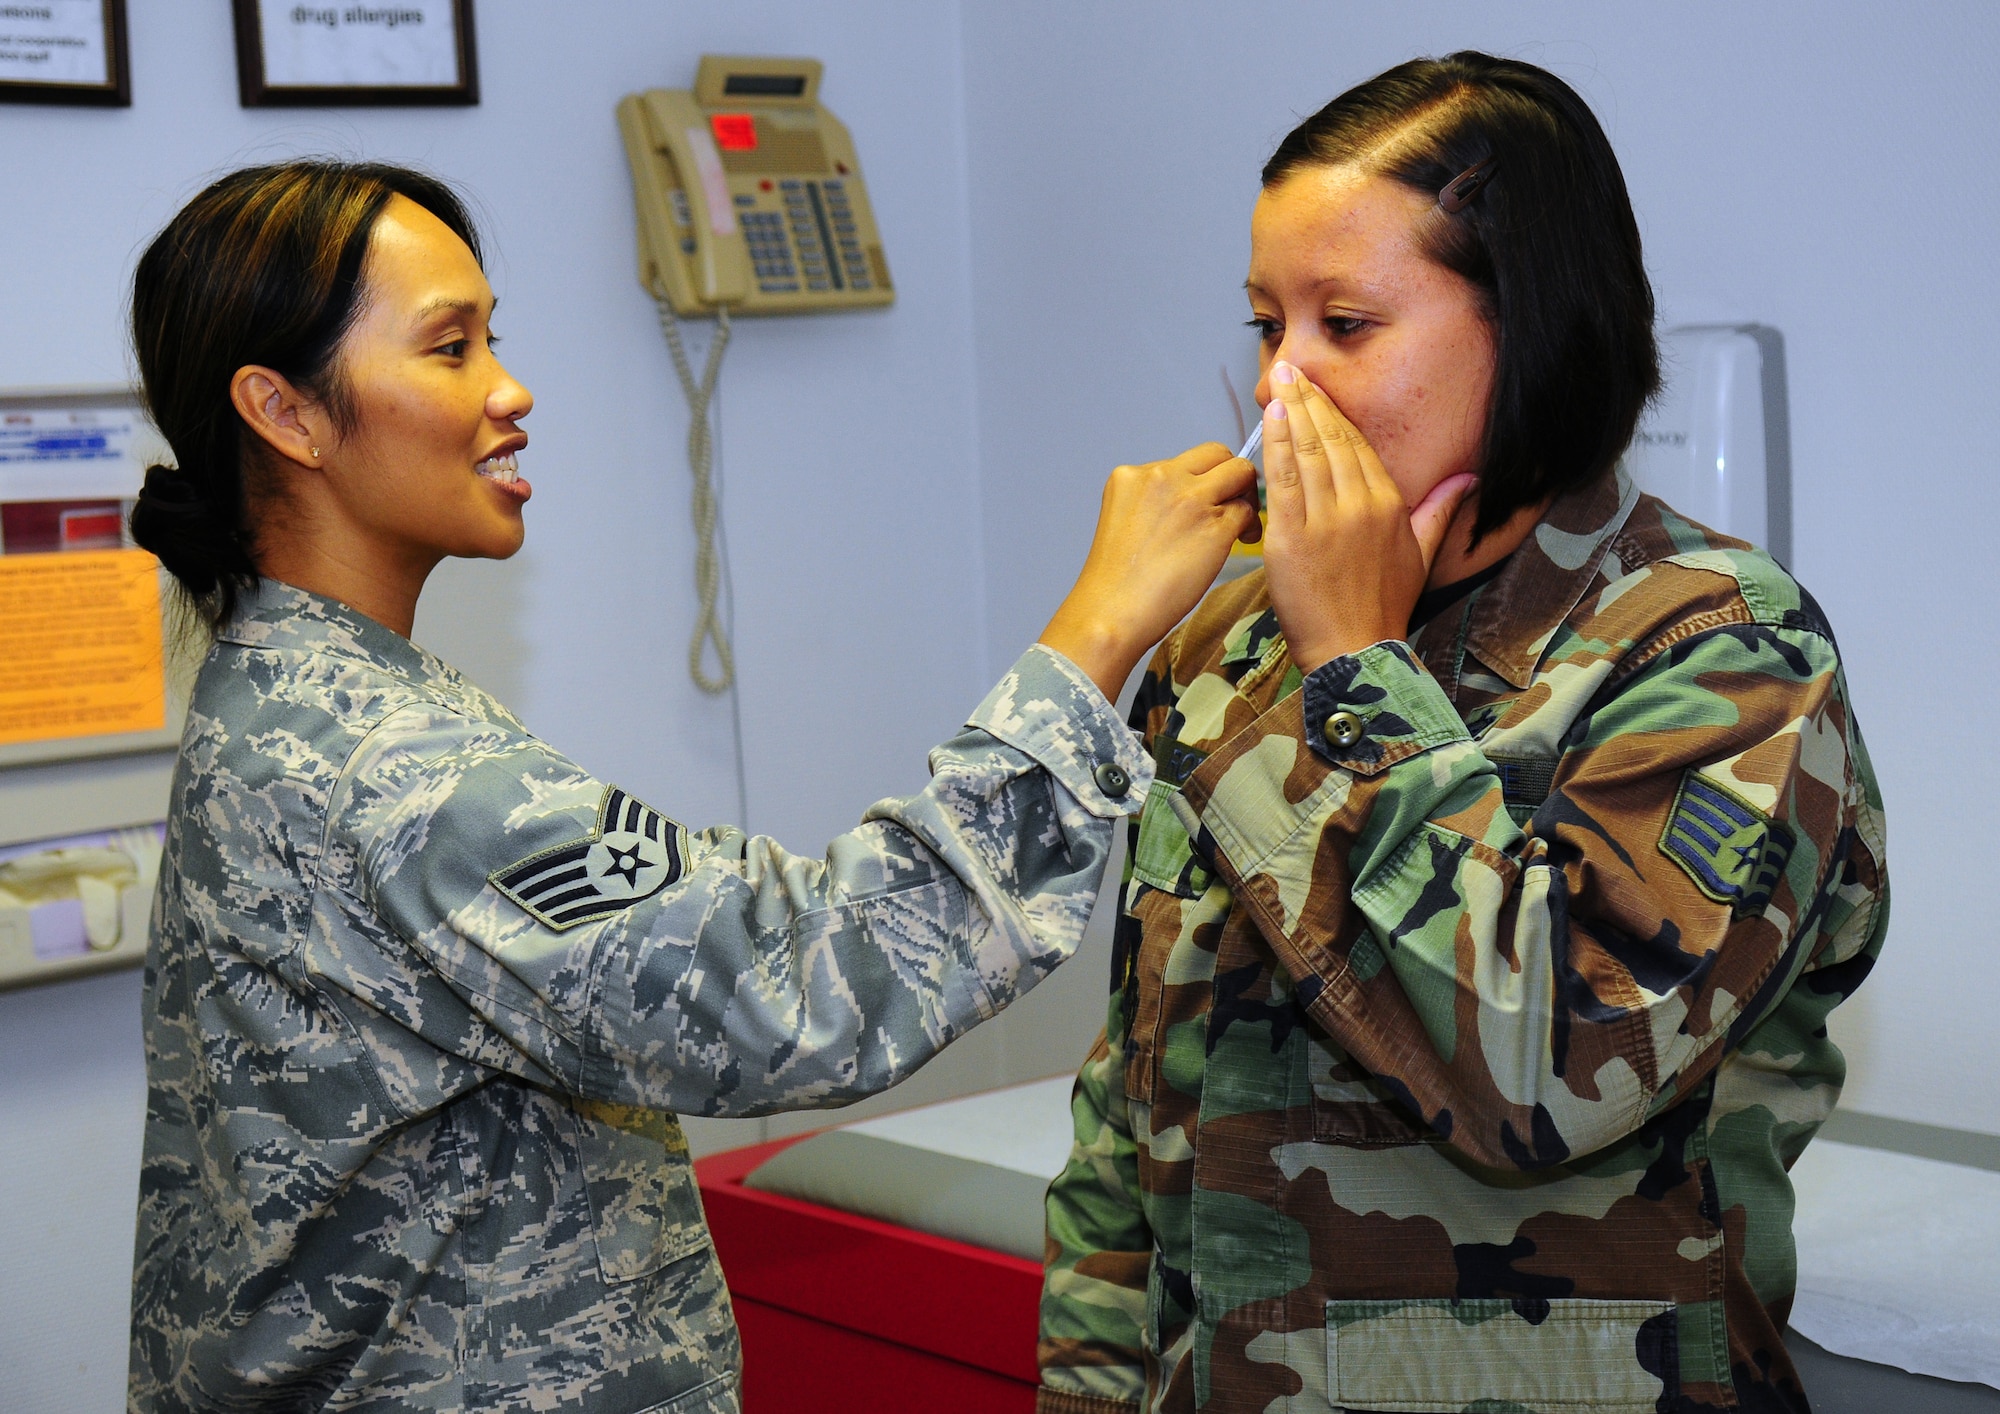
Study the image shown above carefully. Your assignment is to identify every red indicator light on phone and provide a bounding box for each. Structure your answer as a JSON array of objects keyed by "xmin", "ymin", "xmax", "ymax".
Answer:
[{"xmin": 709, "ymin": 114, "xmax": 757, "ymax": 151}]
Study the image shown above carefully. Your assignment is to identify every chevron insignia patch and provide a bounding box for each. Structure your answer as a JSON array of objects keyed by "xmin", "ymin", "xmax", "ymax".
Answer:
[
  {"xmin": 1659, "ymin": 772, "xmax": 1795, "ymax": 916},
  {"xmin": 491, "ymin": 787, "xmax": 688, "ymax": 931}
]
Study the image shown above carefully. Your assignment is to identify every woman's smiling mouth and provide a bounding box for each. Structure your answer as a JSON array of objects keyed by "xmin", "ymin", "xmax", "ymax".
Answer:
[{"xmin": 475, "ymin": 451, "xmax": 530, "ymax": 501}]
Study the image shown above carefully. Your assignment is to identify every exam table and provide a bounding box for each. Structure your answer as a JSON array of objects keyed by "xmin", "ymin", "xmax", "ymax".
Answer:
[{"xmin": 694, "ymin": 1078, "xmax": 2000, "ymax": 1414}]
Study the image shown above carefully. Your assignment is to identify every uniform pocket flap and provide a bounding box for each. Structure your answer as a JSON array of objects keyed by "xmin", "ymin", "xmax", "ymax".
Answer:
[
  {"xmin": 1129, "ymin": 780, "xmax": 1214, "ymax": 898},
  {"xmin": 1326, "ymin": 1297, "xmax": 1677, "ymax": 1412},
  {"xmin": 574, "ymin": 1099, "xmax": 712, "ymax": 1284}
]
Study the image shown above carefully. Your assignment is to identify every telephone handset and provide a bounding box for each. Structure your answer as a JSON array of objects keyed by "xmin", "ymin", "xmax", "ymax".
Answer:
[{"xmin": 617, "ymin": 55, "xmax": 894, "ymax": 316}]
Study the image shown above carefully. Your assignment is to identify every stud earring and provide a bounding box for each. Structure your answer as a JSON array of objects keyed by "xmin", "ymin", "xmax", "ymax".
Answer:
[{"xmin": 310, "ymin": 446, "xmax": 320, "ymax": 459}]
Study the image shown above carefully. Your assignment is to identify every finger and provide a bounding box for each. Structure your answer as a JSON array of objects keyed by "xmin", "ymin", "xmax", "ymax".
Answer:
[
  {"xmin": 1198, "ymin": 490, "xmax": 1262, "ymax": 546},
  {"xmin": 1312, "ymin": 388, "xmax": 1392, "ymax": 508},
  {"xmin": 1258, "ymin": 395, "xmax": 1303, "ymax": 531},
  {"xmin": 1231, "ymin": 496, "xmax": 1265, "ymax": 544},
  {"xmin": 1169, "ymin": 441, "xmax": 1236, "ymax": 475},
  {"xmin": 1271, "ymin": 362, "xmax": 1334, "ymax": 520},
  {"xmin": 1409, "ymin": 473, "xmax": 1479, "ymax": 570},
  {"xmin": 1196, "ymin": 455, "xmax": 1259, "ymax": 505},
  {"xmin": 1290, "ymin": 375, "xmax": 1376, "ymax": 505}
]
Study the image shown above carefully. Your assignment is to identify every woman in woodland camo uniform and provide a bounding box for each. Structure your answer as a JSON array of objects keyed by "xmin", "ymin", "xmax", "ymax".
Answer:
[
  {"xmin": 1038, "ymin": 53, "xmax": 1886, "ymax": 1414},
  {"xmin": 122, "ymin": 161, "xmax": 1262, "ymax": 1413}
]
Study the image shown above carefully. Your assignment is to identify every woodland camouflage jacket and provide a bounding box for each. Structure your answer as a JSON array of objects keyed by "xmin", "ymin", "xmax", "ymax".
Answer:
[
  {"xmin": 130, "ymin": 581, "xmax": 1151, "ymax": 1414},
  {"xmin": 1038, "ymin": 468, "xmax": 1888, "ymax": 1414}
]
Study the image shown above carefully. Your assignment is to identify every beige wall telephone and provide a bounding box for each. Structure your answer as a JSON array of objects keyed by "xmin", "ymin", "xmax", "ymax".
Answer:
[
  {"xmin": 618, "ymin": 56, "xmax": 893, "ymax": 701},
  {"xmin": 618, "ymin": 55, "xmax": 893, "ymax": 316}
]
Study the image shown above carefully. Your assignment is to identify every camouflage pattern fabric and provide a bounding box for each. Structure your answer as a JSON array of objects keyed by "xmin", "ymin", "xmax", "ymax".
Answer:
[
  {"xmin": 1038, "ymin": 467, "xmax": 1888, "ymax": 1414},
  {"xmin": 129, "ymin": 580, "xmax": 1151, "ymax": 1413}
]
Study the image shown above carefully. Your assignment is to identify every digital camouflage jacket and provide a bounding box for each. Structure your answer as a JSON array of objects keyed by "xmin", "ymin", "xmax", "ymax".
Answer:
[
  {"xmin": 1038, "ymin": 468, "xmax": 1887, "ymax": 1414},
  {"xmin": 130, "ymin": 581, "xmax": 1151, "ymax": 1414}
]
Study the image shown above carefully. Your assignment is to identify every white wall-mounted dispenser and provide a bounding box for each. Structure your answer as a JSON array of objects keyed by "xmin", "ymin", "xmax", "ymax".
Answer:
[{"xmin": 1626, "ymin": 324, "xmax": 1792, "ymax": 566}]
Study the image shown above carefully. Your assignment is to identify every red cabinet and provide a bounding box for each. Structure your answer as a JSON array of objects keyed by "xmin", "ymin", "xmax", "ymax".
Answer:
[{"xmin": 697, "ymin": 1137, "xmax": 1041, "ymax": 1412}]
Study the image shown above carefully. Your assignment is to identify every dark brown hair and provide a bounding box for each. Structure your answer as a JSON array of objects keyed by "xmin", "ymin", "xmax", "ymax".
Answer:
[
  {"xmin": 1264, "ymin": 53, "xmax": 1659, "ymax": 543},
  {"xmin": 129, "ymin": 160, "xmax": 482, "ymax": 625}
]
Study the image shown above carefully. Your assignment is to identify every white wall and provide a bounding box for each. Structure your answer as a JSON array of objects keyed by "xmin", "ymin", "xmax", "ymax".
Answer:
[
  {"xmin": 962, "ymin": 0, "xmax": 2000, "ymax": 1135},
  {"xmin": 4, "ymin": 2, "xmax": 1997, "ymax": 1408}
]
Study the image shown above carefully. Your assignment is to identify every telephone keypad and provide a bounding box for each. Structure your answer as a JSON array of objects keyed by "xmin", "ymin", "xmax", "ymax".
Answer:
[
  {"xmin": 826, "ymin": 177, "xmax": 868, "ymax": 289},
  {"xmin": 731, "ymin": 176, "xmax": 880, "ymax": 299},
  {"xmin": 740, "ymin": 210, "xmax": 798, "ymax": 290}
]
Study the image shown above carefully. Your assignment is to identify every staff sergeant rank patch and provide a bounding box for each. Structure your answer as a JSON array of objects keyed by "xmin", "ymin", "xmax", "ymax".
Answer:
[
  {"xmin": 491, "ymin": 787, "xmax": 689, "ymax": 930},
  {"xmin": 1660, "ymin": 771, "xmax": 1795, "ymax": 917}
]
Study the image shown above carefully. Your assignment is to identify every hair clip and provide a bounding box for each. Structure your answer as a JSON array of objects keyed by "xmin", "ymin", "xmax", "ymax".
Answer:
[{"xmin": 1438, "ymin": 157, "xmax": 1497, "ymax": 214}]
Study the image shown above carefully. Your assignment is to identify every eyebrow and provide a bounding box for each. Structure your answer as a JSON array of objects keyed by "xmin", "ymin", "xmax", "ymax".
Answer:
[
  {"xmin": 412, "ymin": 296, "xmax": 494, "ymax": 324},
  {"xmin": 1243, "ymin": 274, "xmax": 1375, "ymax": 301}
]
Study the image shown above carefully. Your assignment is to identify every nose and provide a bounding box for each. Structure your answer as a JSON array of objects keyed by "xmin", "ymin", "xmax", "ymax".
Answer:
[
  {"xmin": 1257, "ymin": 330, "xmax": 1325, "ymax": 408},
  {"xmin": 1253, "ymin": 331, "xmax": 1304, "ymax": 408},
  {"xmin": 488, "ymin": 361, "xmax": 533, "ymax": 423}
]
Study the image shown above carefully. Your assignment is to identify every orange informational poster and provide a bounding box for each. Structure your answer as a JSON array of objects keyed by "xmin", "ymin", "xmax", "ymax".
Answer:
[{"xmin": 0, "ymin": 549, "xmax": 167, "ymax": 746}]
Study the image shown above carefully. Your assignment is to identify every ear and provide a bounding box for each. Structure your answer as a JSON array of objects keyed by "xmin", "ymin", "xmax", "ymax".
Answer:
[{"xmin": 229, "ymin": 366, "xmax": 326, "ymax": 472}]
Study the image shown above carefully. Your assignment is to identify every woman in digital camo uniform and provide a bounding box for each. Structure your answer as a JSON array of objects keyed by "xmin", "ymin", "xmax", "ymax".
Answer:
[
  {"xmin": 1038, "ymin": 54, "xmax": 1887, "ymax": 1414},
  {"xmin": 123, "ymin": 161, "xmax": 1262, "ymax": 1413}
]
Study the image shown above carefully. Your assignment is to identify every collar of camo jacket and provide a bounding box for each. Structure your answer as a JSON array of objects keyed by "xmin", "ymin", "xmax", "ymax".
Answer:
[{"xmin": 1443, "ymin": 462, "xmax": 1637, "ymax": 688}]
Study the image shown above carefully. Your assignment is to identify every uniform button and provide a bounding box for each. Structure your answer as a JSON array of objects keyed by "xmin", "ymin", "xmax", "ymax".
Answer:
[
  {"xmin": 1093, "ymin": 762, "xmax": 1132, "ymax": 799},
  {"xmin": 1323, "ymin": 711, "xmax": 1365, "ymax": 750}
]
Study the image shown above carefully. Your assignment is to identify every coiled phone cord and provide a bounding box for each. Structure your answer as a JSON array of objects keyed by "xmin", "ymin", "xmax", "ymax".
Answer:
[{"xmin": 655, "ymin": 298, "xmax": 735, "ymax": 693}]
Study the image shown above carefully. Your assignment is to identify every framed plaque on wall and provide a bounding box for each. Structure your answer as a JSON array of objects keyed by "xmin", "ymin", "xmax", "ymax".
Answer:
[
  {"xmin": 0, "ymin": 0, "xmax": 131, "ymax": 106},
  {"xmin": 232, "ymin": 0, "xmax": 478, "ymax": 106}
]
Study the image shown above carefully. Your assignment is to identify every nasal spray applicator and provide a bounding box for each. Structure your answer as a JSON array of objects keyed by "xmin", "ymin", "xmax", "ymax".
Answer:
[
  {"xmin": 1219, "ymin": 416, "xmax": 1267, "ymax": 580},
  {"xmin": 1220, "ymin": 363, "xmax": 1267, "ymax": 574},
  {"xmin": 1236, "ymin": 420, "xmax": 1263, "ymax": 467}
]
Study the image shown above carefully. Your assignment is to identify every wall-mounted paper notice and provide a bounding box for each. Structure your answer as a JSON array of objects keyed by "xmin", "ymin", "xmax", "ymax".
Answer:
[
  {"xmin": 0, "ymin": 548, "xmax": 165, "ymax": 747},
  {"xmin": 0, "ymin": 0, "xmax": 111, "ymax": 86},
  {"xmin": 0, "ymin": 402, "xmax": 152, "ymax": 501},
  {"xmin": 258, "ymin": 0, "xmax": 461, "ymax": 87}
]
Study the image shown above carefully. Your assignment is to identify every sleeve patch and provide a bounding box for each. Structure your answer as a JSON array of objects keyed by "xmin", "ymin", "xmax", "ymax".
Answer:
[
  {"xmin": 1659, "ymin": 771, "xmax": 1794, "ymax": 915},
  {"xmin": 490, "ymin": 786, "xmax": 688, "ymax": 931}
]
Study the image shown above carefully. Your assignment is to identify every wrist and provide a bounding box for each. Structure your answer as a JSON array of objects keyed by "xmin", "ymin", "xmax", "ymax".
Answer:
[
  {"xmin": 1291, "ymin": 624, "xmax": 1401, "ymax": 675},
  {"xmin": 1038, "ymin": 610, "xmax": 1140, "ymax": 703}
]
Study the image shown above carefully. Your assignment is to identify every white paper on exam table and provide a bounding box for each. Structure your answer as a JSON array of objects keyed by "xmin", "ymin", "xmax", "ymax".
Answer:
[
  {"xmin": 836, "ymin": 1074, "xmax": 1076, "ymax": 1175},
  {"xmin": 742, "ymin": 1075, "xmax": 1075, "ymax": 1260},
  {"xmin": 1789, "ymin": 1138, "xmax": 2000, "ymax": 1388}
]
